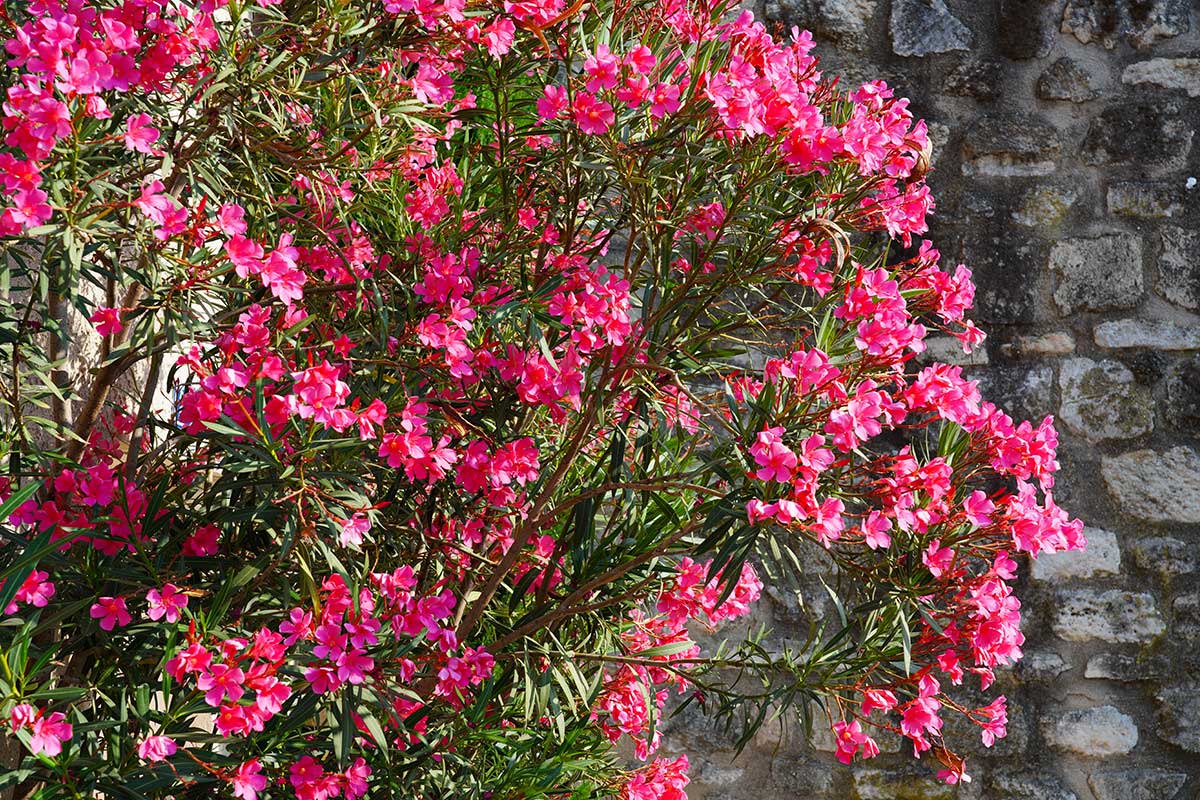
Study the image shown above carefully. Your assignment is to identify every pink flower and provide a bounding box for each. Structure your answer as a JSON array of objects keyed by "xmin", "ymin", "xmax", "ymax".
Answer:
[
  {"xmin": 622, "ymin": 754, "xmax": 689, "ymax": 800},
  {"xmin": 137, "ymin": 735, "xmax": 177, "ymax": 762},
  {"xmin": 89, "ymin": 596, "xmax": 131, "ymax": 630},
  {"xmin": 14, "ymin": 570, "xmax": 55, "ymax": 609},
  {"xmin": 217, "ymin": 203, "xmax": 248, "ymax": 236},
  {"xmin": 649, "ymin": 83, "xmax": 680, "ymax": 118},
  {"xmin": 9, "ymin": 704, "xmax": 36, "ymax": 731},
  {"xmin": 859, "ymin": 510, "xmax": 892, "ymax": 550},
  {"xmin": 978, "ymin": 695, "xmax": 1008, "ymax": 747},
  {"xmin": 183, "ymin": 524, "xmax": 221, "ymax": 556},
  {"xmin": 572, "ymin": 92, "xmax": 614, "ymax": 136},
  {"xmin": 231, "ymin": 759, "xmax": 268, "ymax": 800},
  {"xmin": 9, "ymin": 188, "xmax": 52, "ymax": 228},
  {"xmin": 28, "ymin": 712, "xmax": 72, "ymax": 757},
  {"xmin": 146, "ymin": 583, "xmax": 188, "ymax": 623},
  {"xmin": 537, "ymin": 84, "xmax": 568, "ymax": 122},
  {"xmin": 965, "ymin": 489, "xmax": 995, "ymax": 527},
  {"xmin": 344, "ymin": 757, "xmax": 371, "ymax": 799},
  {"xmin": 89, "ymin": 307, "xmax": 123, "ymax": 337},
  {"xmin": 861, "ymin": 688, "xmax": 897, "ymax": 716},
  {"xmin": 625, "ymin": 44, "xmax": 656, "ymax": 73},
  {"xmin": 196, "ymin": 662, "xmax": 246, "ymax": 707},
  {"xmin": 123, "ymin": 113, "xmax": 162, "ymax": 155},
  {"xmin": 832, "ymin": 719, "xmax": 876, "ymax": 764},
  {"xmin": 922, "ymin": 540, "xmax": 955, "ymax": 579},
  {"xmin": 749, "ymin": 426, "xmax": 797, "ymax": 483},
  {"xmin": 583, "ymin": 44, "xmax": 620, "ymax": 93},
  {"xmin": 338, "ymin": 513, "xmax": 371, "ymax": 547}
]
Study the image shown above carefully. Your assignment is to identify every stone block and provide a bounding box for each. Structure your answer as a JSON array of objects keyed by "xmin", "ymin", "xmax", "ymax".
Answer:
[
  {"xmin": 1129, "ymin": 536, "xmax": 1196, "ymax": 576},
  {"xmin": 1084, "ymin": 653, "xmax": 1169, "ymax": 682},
  {"xmin": 1032, "ymin": 527, "xmax": 1120, "ymax": 580},
  {"xmin": 1094, "ymin": 319, "xmax": 1200, "ymax": 350},
  {"xmin": 1011, "ymin": 185, "xmax": 1078, "ymax": 228},
  {"xmin": 997, "ymin": 0, "xmax": 1058, "ymax": 59},
  {"xmin": 1088, "ymin": 768, "xmax": 1188, "ymax": 800},
  {"xmin": 919, "ymin": 335, "xmax": 988, "ymax": 367},
  {"xmin": 1102, "ymin": 447, "xmax": 1200, "ymax": 524},
  {"xmin": 853, "ymin": 766, "xmax": 957, "ymax": 800},
  {"xmin": 1173, "ymin": 593, "xmax": 1200, "ymax": 640},
  {"xmin": 1122, "ymin": 58, "xmax": 1200, "ymax": 97},
  {"xmin": 1057, "ymin": 359, "xmax": 1153, "ymax": 441},
  {"xmin": 771, "ymin": 0, "xmax": 878, "ymax": 50},
  {"xmin": 1165, "ymin": 356, "xmax": 1200, "ymax": 437},
  {"xmin": 1062, "ymin": 0, "xmax": 1191, "ymax": 49},
  {"xmin": 1107, "ymin": 181, "xmax": 1185, "ymax": 218},
  {"xmin": 1052, "ymin": 589, "xmax": 1165, "ymax": 643},
  {"xmin": 1082, "ymin": 103, "xmax": 1193, "ymax": 167},
  {"xmin": 1006, "ymin": 331, "xmax": 1075, "ymax": 356},
  {"xmin": 890, "ymin": 0, "xmax": 972, "ymax": 56},
  {"xmin": 961, "ymin": 114, "xmax": 1060, "ymax": 177},
  {"xmin": 1049, "ymin": 235, "xmax": 1143, "ymax": 314},
  {"xmin": 1015, "ymin": 650, "xmax": 1071, "ymax": 682},
  {"xmin": 989, "ymin": 768, "xmax": 1077, "ymax": 800},
  {"xmin": 1042, "ymin": 705, "xmax": 1138, "ymax": 756},
  {"xmin": 972, "ymin": 366, "xmax": 1056, "ymax": 420},
  {"xmin": 943, "ymin": 60, "xmax": 1003, "ymax": 100},
  {"xmin": 1159, "ymin": 226, "xmax": 1200, "ymax": 311},
  {"xmin": 1037, "ymin": 57, "xmax": 1099, "ymax": 102},
  {"xmin": 1156, "ymin": 681, "xmax": 1200, "ymax": 753}
]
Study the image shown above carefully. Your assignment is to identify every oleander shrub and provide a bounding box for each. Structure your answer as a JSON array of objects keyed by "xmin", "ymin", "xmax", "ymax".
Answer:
[{"xmin": 0, "ymin": 0, "xmax": 1084, "ymax": 797}]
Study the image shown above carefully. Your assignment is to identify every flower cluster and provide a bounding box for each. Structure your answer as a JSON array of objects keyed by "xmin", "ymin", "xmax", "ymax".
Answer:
[{"xmin": 0, "ymin": 0, "xmax": 1083, "ymax": 796}]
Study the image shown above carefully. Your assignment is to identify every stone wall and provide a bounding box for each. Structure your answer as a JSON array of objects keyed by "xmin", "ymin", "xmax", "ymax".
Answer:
[{"xmin": 664, "ymin": 2, "xmax": 1200, "ymax": 798}]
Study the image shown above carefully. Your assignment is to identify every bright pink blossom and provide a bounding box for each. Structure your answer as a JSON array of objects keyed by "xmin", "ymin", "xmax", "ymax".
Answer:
[
  {"xmin": 146, "ymin": 583, "xmax": 188, "ymax": 623},
  {"xmin": 137, "ymin": 735, "xmax": 177, "ymax": 763},
  {"xmin": 89, "ymin": 596, "xmax": 131, "ymax": 631}
]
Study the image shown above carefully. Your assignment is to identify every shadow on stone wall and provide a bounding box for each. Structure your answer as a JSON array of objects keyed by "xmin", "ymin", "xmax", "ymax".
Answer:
[{"xmin": 662, "ymin": 1, "xmax": 1200, "ymax": 798}]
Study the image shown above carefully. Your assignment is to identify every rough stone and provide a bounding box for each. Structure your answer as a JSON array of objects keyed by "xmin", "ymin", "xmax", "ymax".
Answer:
[
  {"xmin": 772, "ymin": 0, "xmax": 878, "ymax": 50},
  {"xmin": 1107, "ymin": 181, "xmax": 1185, "ymax": 218},
  {"xmin": 1015, "ymin": 650, "xmax": 1071, "ymax": 682},
  {"xmin": 693, "ymin": 761, "xmax": 745, "ymax": 787},
  {"xmin": 1032, "ymin": 527, "xmax": 1120, "ymax": 580},
  {"xmin": 1173, "ymin": 593, "xmax": 1200, "ymax": 640},
  {"xmin": 961, "ymin": 233, "xmax": 1046, "ymax": 324},
  {"xmin": 1043, "ymin": 705, "xmax": 1138, "ymax": 756},
  {"xmin": 1123, "ymin": 58, "xmax": 1200, "ymax": 97},
  {"xmin": 767, "ymin": 758, "xmax": 835, "ymax": 795},
  {"xmin": 1084, "ymin": 653, "xmax": 1169, "ymax": 682},
  {"xmin": 853, "ymin": 767, "xmax": 956, "ymax": 800},
  {"xmin": 1036, "ymin": 57, "xmax": 1100, "ymax": 102},
  {"xmin": 1082, "ymin": 103, "xmax": 1193, "ymax": 167},
  {"xmin": 997, "ymin": 0, "xmax": 1058, "ymax": 59},
  {"xmin": 1011, "ymin": 184, "xmax": 1077, "ymax": 228},
  {"xmin": 1062, "ymin": 0, "xmax": 1191, "ymax": 49},
  {"xmin": 1159, "ymin": 226, "xmax": 1200, "ymax": 311},
  {"xmin": 1052, "ymin": 589, "xmax": 1165, "ymax": 643},
  {"xmin": 1094, "ymin": 319, "xmax": 1200, "ymax": 350},
  {"xmin": 1058, "ymin": 359, "xmax": 1154, "ymax": 441},
  {"xmin": 889, "ymin": 0, "xmax": 972, "ymax": 57},
  {"xmin": 1049, "ymin": 235, "xmax": 1143, "ymax": 314},
  {"xmin": 919, "ymin": 335, "xmax": 988, "ymax": 367},
  {"xmin": 1088, "ymin": 768, "xmax": 1189, "ymax": 800},
  {"xmin": 1156, "ymin": 681, "xmax": 1200, "ymax": 753},
  {"xmin": 1102, "ymin": 447, "xmax": 1200, "ymax": 524},
  {"xmin": 961, "ymin": 114, "xmax": 1060, "ymax": 177},
  {"xmin": 972, "ymin": 366, "xmax": 1055, "ymax": 420},
  {"xmin": 989, "ymin": 768, "xmax": 1078, "ymax": 800},
  {"xmin": 1007, "ymin": 331, "xmax": 1075, "ymax": 356},
  {"xmin": 1130, "ymin": 536, "xmax": 1196, "ymax": 576},
  {"xmin": 943, "ymin": 60, "xmax": 1002, "ymax": 100},
  {"xmin": 1165, "ymin": 356, "xmax": 1200, "ymax": 436}
]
